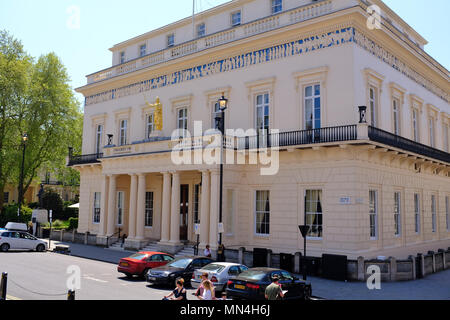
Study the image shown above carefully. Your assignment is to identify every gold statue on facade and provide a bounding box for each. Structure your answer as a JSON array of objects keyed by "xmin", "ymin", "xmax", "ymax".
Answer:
[
  {"xmin": 144, "ymin": 94, "xmax": 163, "ymax": 133},
  {"xmin": 153, "ymin": 97, "xmax": 163, "ymax": 131}
]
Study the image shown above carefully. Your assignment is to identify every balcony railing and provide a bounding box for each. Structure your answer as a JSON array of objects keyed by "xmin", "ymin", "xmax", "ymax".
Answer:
[
  {"xmin": 68, "ymin": 153, "xmax": 103, "ymax": 166},
  {"xmin": 68, "ymin": 124, "xmax": 449, "ymax": 166},
  {"xmin": 86, "ymin": 0, "xmax": 333, "ymax": 84},
  {"xmin": 368, "ymin": 126, "xmax": 450, "ymax": 164},
  {"xmin": 236, "ymin": 125, "xmax": 358, "ymax": 149}
]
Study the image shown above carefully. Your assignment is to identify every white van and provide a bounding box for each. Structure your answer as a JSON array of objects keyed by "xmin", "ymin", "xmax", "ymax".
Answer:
[{"xmin": 4, "ymin": 222, "xmax": 28, "ymax": 232}]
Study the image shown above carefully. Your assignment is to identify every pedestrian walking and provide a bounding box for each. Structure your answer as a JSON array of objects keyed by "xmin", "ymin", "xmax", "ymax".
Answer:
[
  {"xmin": 264, "ymin": 275, "xmax": 285, "ymax": 300},
  {"xmin": 164, "ymin": 278, "xmax": 187, "ymax": 300}
]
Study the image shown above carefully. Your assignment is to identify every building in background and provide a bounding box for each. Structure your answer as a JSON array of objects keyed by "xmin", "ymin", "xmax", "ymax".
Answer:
[
  {"xmin": 3, "ymin": 170, "xmax": 79, "ymax": 206},
  {"xmin": 72, "ymin": 0, "xmax": 449, "ymax": 258}
]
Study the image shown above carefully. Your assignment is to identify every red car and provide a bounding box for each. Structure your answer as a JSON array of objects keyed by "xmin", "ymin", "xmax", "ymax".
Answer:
[{"xmin": 118, "ymin": 251, "xmax": 174, "ymax": 278}]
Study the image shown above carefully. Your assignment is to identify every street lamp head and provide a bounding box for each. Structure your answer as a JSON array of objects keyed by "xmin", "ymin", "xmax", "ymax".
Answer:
[
  {"xmin": 107, "ymin": 134, "xmax": 114, "ymax": 146},
  {"xmin": 22, "ymin": 133, "xmax": 28, "ymax": 143},
  {"xmin": 218, "ymin": 93, "xmax": 228, "ymax": 111}
]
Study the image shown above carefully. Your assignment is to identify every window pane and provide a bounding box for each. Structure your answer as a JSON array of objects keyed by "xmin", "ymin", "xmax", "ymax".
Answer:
[
  {"xmin": 314, "ymin": 85, "xmax": 320, "ymax": 95},
  {"xmin": 257, "ymin": 94, "xmax": 263, "ymax": 105},
  {"xmin": 305, "ymin": 86, "xmax": 312, "ymax": 97}
]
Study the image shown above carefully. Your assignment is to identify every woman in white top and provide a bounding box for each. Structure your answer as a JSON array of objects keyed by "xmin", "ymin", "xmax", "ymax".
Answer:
[
  {"xmin": 198, "ymin": 280, "xmax": 214, "ymax": 300},
  {"xmin": 204, "ymin": 245, "xmax": 211, "ymax": 257}
]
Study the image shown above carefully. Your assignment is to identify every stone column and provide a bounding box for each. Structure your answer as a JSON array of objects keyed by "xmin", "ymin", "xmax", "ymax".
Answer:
[
  {"xmin": 136, "ymin": 173, "xmax": 146, "ymax": 240},
  {"xmin": 169, "ymin": 172, "xmax": 181, "ymax": 244},
  {"xmin": 127, "ymin": 174, "xmax": 138, "ymax": 239},
  {"xmin": 106, "ymin": 174, "xmax": 117, "ymax": 236},
  {"xmin": 199, "ymin": 170, "xmax": 210, "ymax": 248},
  {"xmin": 160, "ymin": 172, "xmax": 171, "ymax": 243},
  {"xmin": 209, "ymin": 169, "xmax": 220, "ymax": 252},
  {"xmin": 98, "ymin": 175, "xmax": 109, "ymax": 236}
]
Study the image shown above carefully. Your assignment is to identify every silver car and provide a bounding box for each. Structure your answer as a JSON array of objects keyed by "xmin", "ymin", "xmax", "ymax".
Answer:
[{"xmin": 191, "ymin": 262, "xmax": 248, "ymax": 292}]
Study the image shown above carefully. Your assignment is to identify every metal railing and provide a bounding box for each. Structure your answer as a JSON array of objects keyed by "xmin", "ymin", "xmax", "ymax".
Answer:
[
  {"xmin": 106, "ymin": 228, "xmax": 122, "ymax": 248},
  {"xmin": 68, "ymin": 153, "xmax": 103, "ymax": 166},
  {"xmin": 68, "ymin": 125, "xmax": 449, "ymax": 166},
  {"xmin": 236, "ymin": 125, "xmax": 358, "ymax": 149},
  {"xmin": 368, "ymin": 126, "xmax": 450, "ymax": 163}
]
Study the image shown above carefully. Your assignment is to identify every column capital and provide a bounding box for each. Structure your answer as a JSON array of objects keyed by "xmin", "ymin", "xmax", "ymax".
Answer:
[{"xmin": 137, "ymin": 172, "xmax": 147, "ymax": 178}]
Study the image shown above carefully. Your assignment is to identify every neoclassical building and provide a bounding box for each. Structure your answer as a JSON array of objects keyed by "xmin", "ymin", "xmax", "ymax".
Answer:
[{"xmin": 72, "ymin": 0, "xmax": 450, "ymax": 259}]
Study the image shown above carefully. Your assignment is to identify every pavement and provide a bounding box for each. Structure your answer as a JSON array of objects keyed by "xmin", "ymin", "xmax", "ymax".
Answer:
[
  {"xmin": 36, "ymin": 240, "xmax": 450, "ymax": 300},
  {"xmin": 43, "ymin": 239, "xmax": 135, "ymax": 264}
]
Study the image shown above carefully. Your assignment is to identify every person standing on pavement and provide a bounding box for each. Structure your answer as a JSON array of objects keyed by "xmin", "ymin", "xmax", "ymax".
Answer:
[
  {"xmin": 264, "ymin": 275, "xmax": 284, "ymax": 300},
  {"xmin": 204, "ymin": 245, "xmax": 211, "ymax": 257}
]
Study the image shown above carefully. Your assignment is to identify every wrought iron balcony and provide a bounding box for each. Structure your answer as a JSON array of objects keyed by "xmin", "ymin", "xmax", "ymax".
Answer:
[
  {"xmin": 236, "ymin": 125, "xmax": 358, "ymax": 149},
  {"xmin": 68, "ymin": 153, "xmax": 103, "ymax": 166},
  {"xmin": 368, "ymin": 126, "xmax": 450, "ymax": 164},
  {"xmin": 68, "ymin": 124, "xmax": 449, "ymax": 166}
]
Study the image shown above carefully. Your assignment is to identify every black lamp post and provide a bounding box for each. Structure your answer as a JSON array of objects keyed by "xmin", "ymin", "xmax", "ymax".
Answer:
[
  {"xmin": 18, "ymin": 133, "xmax": 28, "ymax": 221},
  {"xmin": 298, "ymin": 224, "xmax": 310, "ymax": 281},
  {"xmin": 216, "ymin": 93, "xmax": 228, "ymax": 245}
]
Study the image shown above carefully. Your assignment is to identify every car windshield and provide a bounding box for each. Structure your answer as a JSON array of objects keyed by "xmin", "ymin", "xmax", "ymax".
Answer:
[
  {"xmin": 128, "ymin": 253, "xmax": 147, "ymax": 260},
  {"xmin": 201, "ymin": 264, "xmax": 225, "ymax": 273},
  {"xmin": 238, "ymin": 270, "xmax": 268, "ymax": 281},
  {"xmin": 168, "ymin": 258, "xmax": 192, "ymax": 269}
]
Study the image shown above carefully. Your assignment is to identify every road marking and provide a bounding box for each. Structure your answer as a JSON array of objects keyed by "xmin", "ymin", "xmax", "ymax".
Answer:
[
  {"xmin": 83, "ymin": 276, "xmax": 108, "ymax": 283},
  {"xmin": 7, "ymin": 295, "xmax": 22, "ymax": 300}
]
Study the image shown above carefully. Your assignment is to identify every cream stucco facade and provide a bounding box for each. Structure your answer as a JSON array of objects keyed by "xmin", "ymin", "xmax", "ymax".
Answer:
[{"xmin": 73, "ymin": 0, "xmax": 449, "ymax": 259}]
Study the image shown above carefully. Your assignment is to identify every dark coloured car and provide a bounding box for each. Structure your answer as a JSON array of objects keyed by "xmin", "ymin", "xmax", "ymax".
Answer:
[
  {"xmin": 226, "ymin": 268, "xmax": 312, "ymax": 300},
  {"xmin": 146, "ymin": 256, "xmax": 215, "ymax": 287}
]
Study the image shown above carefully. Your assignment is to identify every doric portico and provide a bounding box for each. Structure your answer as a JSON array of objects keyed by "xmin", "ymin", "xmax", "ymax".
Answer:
[{"xmin": 80, "ymin": 145, "xmax": 223, "ymax": 253}]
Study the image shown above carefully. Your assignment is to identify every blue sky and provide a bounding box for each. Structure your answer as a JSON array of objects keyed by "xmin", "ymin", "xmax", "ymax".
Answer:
[{"xmin": 1, "ymin": 0, "xmax": 449, "ymax": 106}]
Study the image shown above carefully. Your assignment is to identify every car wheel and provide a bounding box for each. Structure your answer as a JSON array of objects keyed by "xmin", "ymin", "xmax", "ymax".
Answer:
[
  {"xmin": 36, "ymin": 244, "xmax": 46, "ymax": 252},
  {"xmin": 141, "ymin": 269, "xmax": 149, "ymax": 279},
  {"xmin": 0, "ymin": 243, "xmax": 10, "ymax": 252},
  {"xmin": 126, "ymin": 273, "xmax": 133, "ymax": 279},
  {"xmin": 303, "ymin": 286, "xmax": 312, "ymax": 300}
]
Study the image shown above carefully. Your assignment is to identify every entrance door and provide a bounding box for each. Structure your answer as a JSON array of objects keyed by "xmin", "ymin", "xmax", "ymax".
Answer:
[{"xmin": 180, "ymin": 185, "xmax": 189, "ymax": 242}]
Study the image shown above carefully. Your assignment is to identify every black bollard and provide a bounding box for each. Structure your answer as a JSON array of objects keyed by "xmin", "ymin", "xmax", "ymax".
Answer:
[
  {"xmin": 1, "ymin": 272, "xmax": 7, "ymax": 300},
  {"xmin": 67, "ymin": 290, "xmax": 75, "ymax": 300}
]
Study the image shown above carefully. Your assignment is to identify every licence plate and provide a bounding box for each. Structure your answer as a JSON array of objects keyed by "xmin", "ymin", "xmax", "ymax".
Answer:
[
  {"xmin": 120, "ymin": 262, "xmax": 129, "ymax": 267},
  {"xmin": 149, "ymin": 277, "xmax": 156, "ymax": 281},
  {"xmin": 234, "ymin": 284, "xmax": 245, "ymax": 290}
]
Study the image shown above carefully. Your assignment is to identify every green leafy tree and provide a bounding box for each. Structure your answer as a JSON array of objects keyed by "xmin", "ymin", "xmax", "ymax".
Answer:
[
  {"xmin": 42, "ymin": 188, "xmax": 64, "ymax": 219},
  {"xmin": 0, "ymin": 30, "xmax": 82, "ymax": 217},
  {"xmin": 0, "ymin": 30, "xmax": 32, "ymax": 212}
]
